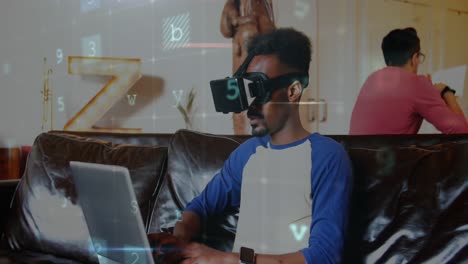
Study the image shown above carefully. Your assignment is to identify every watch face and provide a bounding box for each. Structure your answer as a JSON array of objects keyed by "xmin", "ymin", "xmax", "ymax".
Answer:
[{"xmin": 240, "ymin": 247, "xmax": 255, "ymax": 264}]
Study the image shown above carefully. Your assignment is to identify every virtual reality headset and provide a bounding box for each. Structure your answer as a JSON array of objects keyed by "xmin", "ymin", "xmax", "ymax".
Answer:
[{"xmin": 210, "ymin": 53, "xmax": 309, "ymax": 114}]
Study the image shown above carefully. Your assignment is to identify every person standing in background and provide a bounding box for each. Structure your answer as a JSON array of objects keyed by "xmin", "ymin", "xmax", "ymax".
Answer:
[{"xmin": 350, "ymin": 27, "xmax": 468, "ymax": 135}]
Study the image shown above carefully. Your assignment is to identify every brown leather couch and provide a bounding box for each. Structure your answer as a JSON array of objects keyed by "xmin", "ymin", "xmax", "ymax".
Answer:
[{"xmin": 0, "ymin": 129, "xmax": 467, "ymax": 263}]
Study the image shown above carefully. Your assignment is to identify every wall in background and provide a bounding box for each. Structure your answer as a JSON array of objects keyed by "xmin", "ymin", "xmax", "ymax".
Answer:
[
  {"xmin": 1, "ymin": 0, "xmax": 468, "ymax": 145},
  {"xmin": 0, "ymin": 0, "xmax": 233, "ymax": 146}
]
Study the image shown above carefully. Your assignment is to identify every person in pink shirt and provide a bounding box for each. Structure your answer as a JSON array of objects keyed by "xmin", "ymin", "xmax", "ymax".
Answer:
[{"xmin": 350, "ymin": 27, "xmax": 468, "ymax": 135}]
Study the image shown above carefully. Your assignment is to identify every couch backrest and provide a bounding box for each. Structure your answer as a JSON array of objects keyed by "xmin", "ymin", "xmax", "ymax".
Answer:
[
  {"xmin": 5, "ymin": 130, "xmax": 467, "ymax": 263},
  {"xmin": 149, "ymin": 130, "xmax": 468, "ymax": 263},
  {"xmin": 343, "ymin": 142, "xmax": 468, "ymax": 263},
  {"xmin": 330, "ymin": 133, "xmax": 468, "ymax": 148},
  {"xmin": 50, "ymin": 130, "xmax": 174, "ymax": 147},
  {"xmin": 148, "ymin": 130, "xmax": 242, "ymax": 252},
  {"xmin": 4, "ymin": 133, "xmax": 167, "ymax": 263}
]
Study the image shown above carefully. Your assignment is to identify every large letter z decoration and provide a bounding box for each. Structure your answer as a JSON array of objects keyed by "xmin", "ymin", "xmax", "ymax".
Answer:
[{"xmin": 65, "ymin": 56, "xmax": 142, "ymax": 131}]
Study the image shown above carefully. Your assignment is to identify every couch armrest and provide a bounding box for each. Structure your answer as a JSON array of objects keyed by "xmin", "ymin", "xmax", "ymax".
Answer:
[{"xmin": 0, "ymin": 179, "xmax": 19, "ymax": 244}]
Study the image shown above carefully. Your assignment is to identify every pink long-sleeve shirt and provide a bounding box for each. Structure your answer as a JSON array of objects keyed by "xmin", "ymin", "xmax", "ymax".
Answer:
[{"xmin": 350, "ymin": 67, "xmax": 468, "ymax": 135}]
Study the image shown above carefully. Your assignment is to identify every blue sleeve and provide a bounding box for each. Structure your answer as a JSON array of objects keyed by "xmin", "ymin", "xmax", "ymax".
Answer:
[
  {"xmin": 184, "ymin": 138, "xmax": 259, "ymax": 219},
  {"xmin": 300, "ymin": 139, "xmax": 353, "ymax": 264}
]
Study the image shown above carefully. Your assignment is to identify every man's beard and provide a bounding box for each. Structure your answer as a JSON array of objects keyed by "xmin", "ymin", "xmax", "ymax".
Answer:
[
  {"xmin": 251, "ymin": 123, "xmax": 269, "ymax": 137},
  {"xmin": 247, "ymin": 108, "xmax": 268, "ymax": 137}
]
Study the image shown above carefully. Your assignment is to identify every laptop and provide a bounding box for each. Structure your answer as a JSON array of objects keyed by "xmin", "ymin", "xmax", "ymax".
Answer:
[{"xmin": 70, "ymin": 161, "xmax": 155, "ymax": 264}]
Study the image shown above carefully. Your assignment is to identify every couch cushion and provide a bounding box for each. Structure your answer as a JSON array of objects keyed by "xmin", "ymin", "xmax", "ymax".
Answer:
[
  {"xmin": 409, "ymin": 142, "xmax": 468, "ymax": 263},
  {"xmin": 343, "ymin": 142, "xmax": 468, "ymax": 263},
  {"xmin": 4, "ymin": 133, "xmax": 167, "ymax": 263},
  {"xmin": 148, "ymin": 129, "xmax": 241, "ymax": 251}
]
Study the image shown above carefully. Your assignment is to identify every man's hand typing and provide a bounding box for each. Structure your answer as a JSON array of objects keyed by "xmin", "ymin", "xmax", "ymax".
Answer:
[{"xmin": 148, "ymin": 232, "xmax": 186, "ymax": 264}]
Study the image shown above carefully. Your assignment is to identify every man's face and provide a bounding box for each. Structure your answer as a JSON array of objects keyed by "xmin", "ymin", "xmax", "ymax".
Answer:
[{"xmin": 245, "ymin": 55, "xmax": 291, "ymax": 137}]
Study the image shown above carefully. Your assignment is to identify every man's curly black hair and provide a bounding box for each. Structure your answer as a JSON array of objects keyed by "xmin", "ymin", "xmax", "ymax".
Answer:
[
  {"xmin": 247, "ymin": 28, "xmax": 312, "ymax": 74},
  {"xmin": 381, "ymin": 27, "xmax": 420, "ymax": 66}
]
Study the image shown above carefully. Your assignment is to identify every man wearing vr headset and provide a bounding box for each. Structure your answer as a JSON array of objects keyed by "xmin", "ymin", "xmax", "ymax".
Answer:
[{"xmin": 149, "ymin": 28, "xmax": 353, "ymax": 264}]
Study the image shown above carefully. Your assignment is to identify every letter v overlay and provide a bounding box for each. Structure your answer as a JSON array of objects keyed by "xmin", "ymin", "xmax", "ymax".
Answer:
[
  {"xmin": 289, "ymin": 223, "xmax": 308, "ymax": 242},
  {"xmin": 65, "ymin": 56, "xmax": 141, "ymax": 130}
]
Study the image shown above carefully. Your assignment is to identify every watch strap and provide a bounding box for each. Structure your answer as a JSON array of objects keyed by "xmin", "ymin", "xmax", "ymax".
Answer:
[
  {"xmin": 239, "ymin": 247, "xmax": 256, "ymax": 264},
  {"xmin": 441, "ymin": 85, "xmax": 456, "ymax": 97}
]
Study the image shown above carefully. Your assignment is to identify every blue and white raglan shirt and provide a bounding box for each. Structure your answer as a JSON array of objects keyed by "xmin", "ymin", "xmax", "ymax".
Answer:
[{"xmin": 185, "ymin": 133, "xmax": 353, "ymax": 264}]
